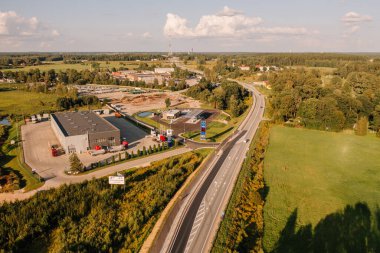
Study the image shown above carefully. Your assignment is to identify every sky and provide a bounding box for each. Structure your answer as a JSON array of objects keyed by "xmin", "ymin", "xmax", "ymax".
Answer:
[{"xmin": 0, "ymin": 0, "xmax": 379, "ymax": 52}]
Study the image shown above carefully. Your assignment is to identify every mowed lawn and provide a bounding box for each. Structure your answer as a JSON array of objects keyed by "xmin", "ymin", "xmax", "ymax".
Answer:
[
  {"xmin": 263, "ymin": 126, "xmax": 380, "ymax": 251},
  {"xmin": 0, "ymin": 89, "xmax": 58, "ymax": 115}
]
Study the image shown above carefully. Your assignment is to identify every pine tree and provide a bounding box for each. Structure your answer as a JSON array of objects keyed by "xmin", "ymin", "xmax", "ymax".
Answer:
[
  {"xmin": 143, "ymin": 146, "xmax": 147, "ymax": 155},
  {"xmin": 69, "ymin": 153, "xmax": 83, "ymax": 172}
]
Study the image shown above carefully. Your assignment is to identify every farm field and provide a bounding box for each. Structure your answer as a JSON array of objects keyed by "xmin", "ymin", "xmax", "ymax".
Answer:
[
  {"xmin": 4, "ymin": 60, "xmax": 167, "ymax": 72},
  {"xmin": 0, "ymin": 88, "xmax": 59, "ymax": 116},
  {"xmin": 263, "ymin": 126, "xmax": 380, "ymax": 251}
]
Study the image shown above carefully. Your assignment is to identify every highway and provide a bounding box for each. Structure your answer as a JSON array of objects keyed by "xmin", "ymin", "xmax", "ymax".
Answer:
[{"xmin": 160, "ymin": 71, "xmax": 265, "ymax": 253}]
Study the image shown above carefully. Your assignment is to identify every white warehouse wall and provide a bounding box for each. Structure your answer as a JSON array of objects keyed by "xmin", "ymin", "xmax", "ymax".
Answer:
[{"xmin": 50, "ymin": 116, "xmax": 89, "ymax": 153}]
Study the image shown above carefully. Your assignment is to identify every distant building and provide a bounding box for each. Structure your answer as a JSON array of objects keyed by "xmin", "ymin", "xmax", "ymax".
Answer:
[
  {"xmin": 0, "ymin": 78, "xmax": 16, "ymax": 83},
  {"xmin": 255, "ymin": 65, "xmax": 280, "ymax": 72},
  {"xmin": 162, "ymin": 109, "xmax": 181, "ymax": 120},
  {"xmin": 111, "ymin": 70, "xmax": 137, "ymax": 79},
  {"xmin": 239, "ymin": 65, "xmax": 250, "ymax": 71},
  {"xmin": 51, "ymin": 111, "xmax": 120, "ymax": 153},
  {"xmin": 154, "ymin": 68, "xmax": 175, "ymax": 74}
]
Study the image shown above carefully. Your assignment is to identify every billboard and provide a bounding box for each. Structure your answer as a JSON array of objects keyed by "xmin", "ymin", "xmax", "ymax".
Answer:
[
  {"xmin": 200, "ymin": 120, "xmax": 206, "ymax": 140},
  {"xmin": 109, "ymin": 176, "xmax": 125, "ymax": 185}
]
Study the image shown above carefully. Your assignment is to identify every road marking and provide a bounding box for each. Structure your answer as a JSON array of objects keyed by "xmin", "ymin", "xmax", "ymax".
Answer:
[{"xmin": 184, "ymin": 199, "xmax": 206, "ymax": 253}]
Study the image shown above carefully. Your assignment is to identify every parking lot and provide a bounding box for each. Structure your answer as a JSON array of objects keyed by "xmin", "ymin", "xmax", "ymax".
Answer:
[
  {"xmin": 103, "ymin": 116, "xmax": 157, "ymax": 150},
  {"xmin": 21, "ymin": 122, "xmax": 69, "ymax": 179}
]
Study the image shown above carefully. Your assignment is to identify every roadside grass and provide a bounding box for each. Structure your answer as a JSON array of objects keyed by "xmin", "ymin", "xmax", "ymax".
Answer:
[
  {"xmin": 5, "ymin": 60, "xmax": 167, "ymax": 72},
  {"xmin": 212, "ymin": 122, "xmax": 268, "ymax": 253},
  {"xmin": 236, "ymin": 75, "xmax": 257, "ymax": 83},
  {"xmin": 0, "ymin": 89, "xmax": 58, "ymax": 116},
  {"xmin": 1, "ymin": 123, "xmax": 43, "ymax": 192},
  {"xmin": 263, "ymin": 126, "xmax": 380, "ymax": 251},
  {"xmin": 76, "ymin": 144, "xmax": 184, "ymax": 175}
]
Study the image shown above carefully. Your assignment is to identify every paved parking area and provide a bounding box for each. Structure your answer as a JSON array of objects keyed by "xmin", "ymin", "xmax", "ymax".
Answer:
[{"xmin": 21, "ymin": 122, "xmax": 69, "ymax": 179}]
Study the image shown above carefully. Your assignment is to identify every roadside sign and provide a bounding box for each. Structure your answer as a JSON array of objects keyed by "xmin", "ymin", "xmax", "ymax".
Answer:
[
  {"xmin": 109, "ymin": 176, "xmax": 125, "ymax": 185},
  {"xmin": 200, "ymin": 120, "xmax": 206, "ymax": 140}
]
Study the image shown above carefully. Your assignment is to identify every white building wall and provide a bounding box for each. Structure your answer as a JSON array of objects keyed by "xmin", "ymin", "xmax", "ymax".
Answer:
[
  {"xmin": 51, "ymin": 117, "xmax": 67, "ymax": 149},
  {"xmin": 64, "ymin": 134, "xmax": 89, "ymax": 153},
  {"xmin": 50, "ymin": 116, "xmax": 89, "ymax": 153}
]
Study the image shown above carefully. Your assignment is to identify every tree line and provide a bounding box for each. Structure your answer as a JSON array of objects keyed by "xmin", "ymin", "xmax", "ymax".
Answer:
[
  {"xmin": 0, "ymin": 53, "xmax": 165, "ymax": 69},
  {"xmin": 186, "ymin": 79, "xmax": 249, "ymax": 117},
  {"xmin": 267, "ymin": 67, "xmax": 380, "ymax": 135},
  {"xmin": 0, "ymin": 151, "xmax": 207, "ymax": 252}
]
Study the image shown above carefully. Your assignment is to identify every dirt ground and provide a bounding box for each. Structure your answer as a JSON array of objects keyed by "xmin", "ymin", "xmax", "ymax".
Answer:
[{"xmin": 97, "ymin": 91, "xmax": 201, "ymax": 115}]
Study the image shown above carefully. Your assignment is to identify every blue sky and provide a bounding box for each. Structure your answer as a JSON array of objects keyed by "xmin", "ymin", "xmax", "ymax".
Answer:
[{"xmin": 0, "ymin": 0, "xmax": 379, "ymax": 52}]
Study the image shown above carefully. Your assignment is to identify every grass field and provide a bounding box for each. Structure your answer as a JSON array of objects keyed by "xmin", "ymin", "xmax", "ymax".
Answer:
[
  {"xmin": 1, "ymin": 124, "xmax": 43, "ymax": 191},
  {"xmin": 263, "ymin": 126, "xmax": 380, "ymax": 251},
  {"xmin": 5, "ymin": 60, "xmax": 167, "ymax": 72},
  {"xmin": 0, "ymin": 88, "xmax": 59, "ymax": 116}
]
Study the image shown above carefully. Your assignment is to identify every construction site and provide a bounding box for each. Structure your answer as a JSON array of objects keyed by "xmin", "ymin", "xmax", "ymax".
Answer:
[{"xmin": 96, "ymin": 89, "xmax": 201, "ymax": 115}]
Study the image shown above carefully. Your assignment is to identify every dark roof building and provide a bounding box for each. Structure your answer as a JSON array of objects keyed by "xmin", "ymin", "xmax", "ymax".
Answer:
[{"xmin": 51, "ymin": 111, "xmax": 120, "ymax": 153}]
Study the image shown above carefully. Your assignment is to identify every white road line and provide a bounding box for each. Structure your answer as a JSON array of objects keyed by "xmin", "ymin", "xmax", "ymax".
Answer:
[{"xmin": 184, "ymin": 199, "xmax": 207, "ymax": 253}]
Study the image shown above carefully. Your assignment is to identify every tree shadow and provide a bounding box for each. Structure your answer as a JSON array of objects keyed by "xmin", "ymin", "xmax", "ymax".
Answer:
[{"xmin": 272, "ymin": 202, "xmax": 380, "ymax": 253}]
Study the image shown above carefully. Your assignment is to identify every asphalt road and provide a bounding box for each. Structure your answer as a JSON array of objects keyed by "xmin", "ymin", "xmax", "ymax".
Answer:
[{"xmin": 165, "ymin": 77, "xmax": 265, "ymax": 253}]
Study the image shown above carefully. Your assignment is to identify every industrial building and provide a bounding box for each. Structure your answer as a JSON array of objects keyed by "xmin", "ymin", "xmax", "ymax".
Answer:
[
  {"xmin": 162, "ymin": 109, "xmax": 181, "ymax": 120},
  {"xmin": 51, "ymin": 111, "xmax": 120, "ymax": 153}
]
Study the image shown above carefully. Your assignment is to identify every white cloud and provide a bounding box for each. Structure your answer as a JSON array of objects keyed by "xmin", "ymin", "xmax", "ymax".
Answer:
[
  {"xmin": 51, "ymin": 29, "xmax": 60, "ymax": 37},
  {"xmin": 142, "ymin": 32, "xmax": 152, "ymax": 38},
  {"xmin": 0, "ymin": 11, "xmax": 40, "ymax": 36},
  {"xmin": 164, "ymin": 6, "xmax": 309, "ymax": 38},
  {"xmin": 341, "ymin": 12, "xmax": 372, "ymax": 37},
  {"xmin": 0, "ymin": 10, "xmax": 59, "ymax": 49},
  {"xmin": 341, "ymin": 12, "xmax": 372, "ymax": 24}
]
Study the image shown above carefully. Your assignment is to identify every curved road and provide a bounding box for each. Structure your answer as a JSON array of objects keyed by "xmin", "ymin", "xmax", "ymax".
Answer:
[{"xmin": 160, "ymin": 73, "xmax": 265, "ymax": 253}]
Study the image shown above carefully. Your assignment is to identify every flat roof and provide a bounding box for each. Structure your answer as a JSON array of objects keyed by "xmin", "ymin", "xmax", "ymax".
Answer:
[
  {"xmin": 164, "ymin": 109, "xmax": 181, "ymax": 115},
  {"xmin": 51, "ymin": 111, "xmax": 119, "ymax": 137}
]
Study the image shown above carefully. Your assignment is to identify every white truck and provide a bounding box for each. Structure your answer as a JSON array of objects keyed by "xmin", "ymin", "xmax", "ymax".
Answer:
[
  {"xmin": 108, "ymin": 145, "xmax": 125, "ymax": 153},
  {"xmin": 89, "ymin": 149, "xmax": 106, "ymax": 156}
]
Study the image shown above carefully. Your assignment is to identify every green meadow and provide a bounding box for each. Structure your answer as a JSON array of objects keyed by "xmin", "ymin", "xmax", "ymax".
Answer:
[{"xmin": 263, "ymin": 126, "xmax": 380, "ymax": 251}]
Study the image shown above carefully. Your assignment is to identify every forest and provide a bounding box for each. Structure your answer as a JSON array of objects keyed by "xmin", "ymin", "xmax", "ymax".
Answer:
[
  {"xmin": 0, "ymin": 66, "xmax": 189, "ymax": 91},
  {"xmin": 186, "ymin": 79, "xmax": 249, "ymax": 117},
  {"xmin": 0, "ymin": 150, "xmax": 208, "ymax": 252},
  {"xmin": 267, "ymin": 62, "xmax": 380, "ymax": 134},
  {"xmin": 0, "ymin": 53, "xmax": 165, "ymax": 69}
]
